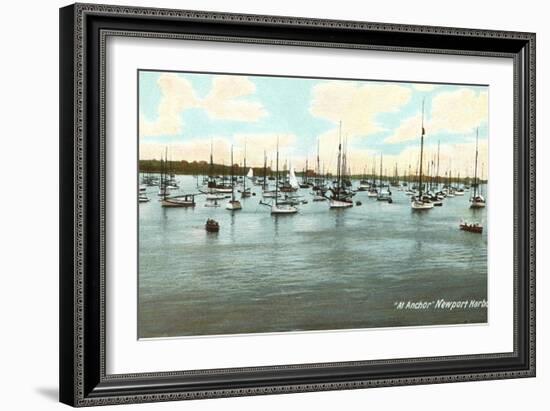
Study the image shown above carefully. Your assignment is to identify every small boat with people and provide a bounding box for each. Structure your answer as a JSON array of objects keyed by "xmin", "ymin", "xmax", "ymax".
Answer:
[
  {"xmin": 205, "ymin": 218, "xmax": 220, "ymax": 232},
  {"xmin": 459, "ymin": 219, "xmax": 483, "ymax": 234}
]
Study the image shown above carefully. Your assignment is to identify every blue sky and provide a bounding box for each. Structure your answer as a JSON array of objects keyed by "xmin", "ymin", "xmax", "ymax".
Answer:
[{"xmin": 139, "ymin": 70, "xmax": 488, "ymax": 177}]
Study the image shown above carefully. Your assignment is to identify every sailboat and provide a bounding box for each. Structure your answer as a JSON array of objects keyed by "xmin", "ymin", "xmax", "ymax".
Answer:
[
  {"xmin": 262, "ymin": 152, "xmax": 277, "ymax": 198},
  {"xmin": 226, "ymin": 146, "xmax": 242, "ymax": 210},
  {"xmin": 138, "ymin": 185, "xmax": 150, "ymax": 203},
  {"xmin": 288, "ymin": 166, "xmax": 300, "ymax": 191},
  {"xmin": 367, "ymin": 159, "xmax": 378, "ymax": 197},
  {"xmin": 470, "ymin": 128, "xmax": 486, "ymax": 208},
  {"xmin": 411, "ymin": 101, "xmax": 434, "ymax": 210},
  {"xmin": 157, "ymin": 155, "xmax": 173, "ymax": 197},
  {"xmin": 204, "ymin": 141, "xmax": 228, "ymax": 201},
  {"xmin": 311, "ymin": 140, "xmax": 327, "ymax": 201},
  {"xmin": 328, "ymin": 122, "xmax": 354, "ymax": 208},
  {"xmin": 299, "ymin": 159, "xmax": 310, "ymax": 188},
  {"xmin": 160, "ymin": 149, "xmax": 196, "ymax": 208},
  {"xmin": 455, "ymin": 171, "xmax": 465, "ymax": 195},
  {"xmin": 261, "ymin": 138, "xmax": 298, "ymax": 214},
  {"xmin": 357, "ymin": 166, "xmax": 369, "ymax": 191},
  {"xmin": 240, "ymin": 143, "xmax": 252, "ymax": 198},
  {"xmin": 138, "ymin": 183, "xmax": 150, "ymax": 203},
  {"xmin": 377, "ymin": 154, "xmax": 393, "ymax": 203}
]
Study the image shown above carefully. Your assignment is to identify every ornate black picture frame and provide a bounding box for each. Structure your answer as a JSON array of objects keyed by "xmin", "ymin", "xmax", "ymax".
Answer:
[{"xmin": 59, "ymin": 3, "xmax": 535, "ymax": 407}]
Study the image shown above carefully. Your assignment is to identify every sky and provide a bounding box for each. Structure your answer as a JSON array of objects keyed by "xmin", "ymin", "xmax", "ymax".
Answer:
[{"xmin": 139, "ymin": 70, "xmax": 488, "ymax": 178}]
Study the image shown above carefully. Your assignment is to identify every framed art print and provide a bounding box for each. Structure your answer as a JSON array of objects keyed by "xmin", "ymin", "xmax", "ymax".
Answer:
[{"xmin": 59, "ymin": 3, "xmax": 535, "ymax": 406}]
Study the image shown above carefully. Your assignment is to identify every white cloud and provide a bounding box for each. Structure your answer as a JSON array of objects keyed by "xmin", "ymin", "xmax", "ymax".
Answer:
[
  {"xmin": 202, "ymin": 76, "xmax": 267, "ymax": 122},
  {"xmin": 140, "ymin": 74, "xmax": 198, "ymax": 137},
  {"xmin": 385, "ymin": 88, "xmax": 488, "ymax": 144},
  {"xmin": 310, "ymin": 81, "xmax": 412, "ymax": 138},
  {"xmin": 140, "ymin": 74, "xmax": 267, "ymax": 139},
  {"xmin": 430, "ymin": 88, "xmax": 488, "ymax": 134},
  {"xmin": 384, "ymin": 114, "xmax": 423, "ymax": 144}
]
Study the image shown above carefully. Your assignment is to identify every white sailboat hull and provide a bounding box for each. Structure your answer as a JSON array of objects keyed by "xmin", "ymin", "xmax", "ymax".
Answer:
[
  {"xmin": 271, "ymin": 204, "xmax": 298, "ymax": 214},
  {"xmin": 329, "ymin": 199, "xmax": 353, "ymax": 208},
  {"xmin": 411, "ymin": 200, "xmax": 434, "ymax": 210},
  {"xmin": 215, "ymin": 187, "xmax": 233, "ymax": 193},
  {"xmin": 226, "ymin": 200, "xmax": 242, "ymax": 210},
  {"xmin": 470, "ymin": 195, "xmax": 486, "ymax": 208}
]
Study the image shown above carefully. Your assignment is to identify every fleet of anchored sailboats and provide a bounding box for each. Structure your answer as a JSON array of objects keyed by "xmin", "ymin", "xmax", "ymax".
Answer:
[{"xmin": 139, "ymin": 115, "xmax": 487, "ymax": 233}]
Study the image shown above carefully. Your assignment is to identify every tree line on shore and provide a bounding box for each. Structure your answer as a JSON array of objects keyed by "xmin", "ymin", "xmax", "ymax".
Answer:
[{"xmin": 139, "ymin": 159, "xmax": 486, "ymax": 184}]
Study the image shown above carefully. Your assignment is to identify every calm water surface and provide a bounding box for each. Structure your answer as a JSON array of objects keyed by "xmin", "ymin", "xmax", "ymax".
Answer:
[{"xmin": 139, "ymin": 175, "xmax": 487, "ymax": 338}]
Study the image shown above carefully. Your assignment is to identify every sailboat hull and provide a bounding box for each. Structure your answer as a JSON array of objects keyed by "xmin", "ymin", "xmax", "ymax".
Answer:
[
  {"xmin": 329, "ymin": 199, "xmax": 353, "ymax": 208},
  {"xmin": 411, "ymin": 200, "xmax": 434, "ymax": 210},
  {"xmin": 161, "ymin": 199, "xmax": 195, "ymax": 207},
  {"xmin": 470, "ymin": 201, "xmax": 486, "ymax": 208},
  {"xmin": 215, "ymin": 188, "xmax": 233, "ymax": 193},
  {"xmin": 271, "ymin": 204, "xmax": 298, "ymax": 214},
  {"xmin": 226, "ymin": 200, "xmax": 242, "ymax": 210}
]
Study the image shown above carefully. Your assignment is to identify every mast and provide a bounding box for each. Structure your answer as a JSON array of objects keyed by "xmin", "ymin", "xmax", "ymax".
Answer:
[
  {"xmin": 449, "ymin": 160, "xmax": 452, "ymax": 190},
  {"xmin": 230, "ymin": 145, "xmax": 235, "ymax": 202},
  {"xmin": 316, "ymin": 139, "xmax": 320, "ymax": 186},
  {"xmin": 379, "ymin": 153, "xmax": 383, "ymax": 189},
  {"xmin": 473, "ymin": 128, "xmax": 479, "ymax": 197},
  {"xmin": 243, "ymin": 141, "xmax": 247, "ymax": 194},
  {"xmin": 436, "ymin": 140, "xmax": 440, "ymax": 190},
  {"xmin": 479, "ymin": 163, "xmax": 485, "ymax": 196},
  {"xmin": 418, "ymin": 99, "xmax": 426, "ymax": 198},
  {"xmin": 209, "ymin": 139, "xmax": 213, "ymax": 178},
  {"xmin": 275, "ymin": 138, "xmax": 279, "ymax": 206},
  {"xmin": 336, "ymin": 121, "xmax": 342, "ymax": 196},
  {"xmin": 163, "ymin": 147, "xmax": 168, "ymax": 200},
  {"xmin": 263, "ymin": 150, "xmax": 267, "ymax": 189}
]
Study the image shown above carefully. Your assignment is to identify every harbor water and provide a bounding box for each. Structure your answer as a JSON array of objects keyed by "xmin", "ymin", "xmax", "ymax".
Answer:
[{"xmin": 139, "ymin": 175, "xmax": 488, "ymax": 338}]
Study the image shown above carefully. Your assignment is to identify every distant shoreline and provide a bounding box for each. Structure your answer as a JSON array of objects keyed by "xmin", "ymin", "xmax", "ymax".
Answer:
[{"xmin": 138, "ymin": 160, "xmax": 485, "ymax": 183}]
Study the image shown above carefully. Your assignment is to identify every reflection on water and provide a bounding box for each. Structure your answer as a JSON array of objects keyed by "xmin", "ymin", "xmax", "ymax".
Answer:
[{"xmin": 139, "ymin": 176, "xmax": 488, "ymax": 338}]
